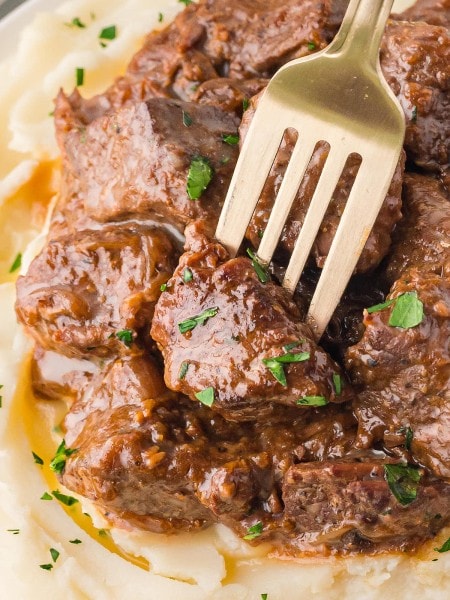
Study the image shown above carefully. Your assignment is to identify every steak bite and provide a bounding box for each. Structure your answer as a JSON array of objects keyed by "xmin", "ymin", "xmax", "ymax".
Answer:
[
  {"xmin": 346, "ymin": 176, "xmax": 450, "ymax": 481},
  {"xmin": 241, "ymin": 108, "xmax": 405, "ymax": 274},
  {"xmin": 16, "ymin": 225, "xmax": 178, "ymax": 359},
  {"xmin": 381, "ymin": 20, "xmax": 450, "ymax": 178},
  {"xmin": 55, "ymin": 95, "xmax": 239, "ymax": 232},
  {"xmin": 283, "ymin": 460, "xmax": 450, "ymax": 553},
  {"xmin": 151, "ymin": 228, "xmax": 353, "ymax": 421},
  {"xmin": 394, "ymin": 0, "xmax": 450, "ymax": 29}
]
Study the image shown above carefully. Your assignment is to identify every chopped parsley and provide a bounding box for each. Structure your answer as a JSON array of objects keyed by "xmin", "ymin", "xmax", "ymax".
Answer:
[
  {"xmin": 333, "ymin": 373, "xmax": 342, "ymax": 396},
  {"xmin": 307, "ymin": 41, "xmax": 316, "ymax": 51},
  {"xmin": 52, "ymin": 490, "xmax": 79, "ymax": 507},
  {"xmin": 186, "ymin": 156, "xmax": 213, "ymax": 200},
  {"xmin": 7, "ymin": 529, "xmax": 19, "ymax": 534},
  {"xmin": 49, "ymin": 440, "xmax": 78, "ymax": 475},
  {"xmin": 178, "ymin": 361, "xmax": 190, "ymax": 380},
  {"xmin": 263, "ymin": 350, "xmax": 310, "ymax": 386},
  {"xmin": 182, "ymin": 110, "xmax": 193, "ymax": 127},
  {"xmin": 69, "ymin": 539, "xmax": 82, "ymax": 544},
  {"xmin": 115, "ymin": 329, "xmax": 134, "ymax": 347},
  {"xmin": 246, "ymin": 248, "xmax": 270, "ymax": 284},
  {"xmin": 39, "ymin": 564, "xmax": 53, "ymax": 571},
  {"xmin": 411, "ymin": 105, "xmax": 418, "ymax": 122},
  {"xmin": 9, "ymin": 252, "xmax": 22, "ymax": 273},
  {"xmin": 243, "ymin": 521, "xmax": 263, "ymax": 541},
  {"xmin": 158, "ymin": 12, "xmax": 164, "ymax": 22},
  {"xmin": 178, "ymin": 307, "xmax": 219, "ymax": 334},
  {"xmin": 399, "ymin": 426, "xmax": 414, "ymax": 451},
  {"xmin": 179, "ymin": 0, "xmax": 193, "ymax": 5},
  {"xmin": 367, "ymin": 292, "xmax": 424, "ymax": 329},
  {"xmin": 32, "ymin": 451, "xmax": 44, "ymax": 465},
  {"xmin": 434, "ymin": 537, "xmax": 450, "ymax": 553},
  {"xmin": 99, "ymin": 25, "xmax": 116, "ymax": 41},
  {"xmin": 297, "ymin": 396, "xmax": 328, "ymax": 406},
  {"xmin": 388, "ymin": 292, "xmax": 424, "ymax": 328},
  {"xmin": 195, "ymin": 387, "xmax": 215, "ymax": 407},
  {"xmin": 182, "ymin": 267, "xmax": 193, "ymax": 283},
  {"xmin": 98, "ymin": 529, "xmax": 108, "ymax": 537},
  {"xmin": 50, "ymin": 548, "xmax": 60, "ymax": 563},
  {"xmin": 0, "ymin": 384, "xmax": 3, "ymax": 408},
  {"xmin": 75, "ymin": 67, "xmax": 84, "ymax": 86},
  {"xmin": 242, "ymin": 98, "xmax": 250, "ymax": 111},
  {"xmin": 383, "ymin": 464, "xmax": 421, "ymax": 506},
  {"xmin": 261, "ymin": 595, "xmax": 268, "ymax": 600},
  {"xmin": 40, "ymin": 492, "xmax": 53, "ymax": 501},
  {"xmin": 222, "ymin": 133, "xmax": 239, "ymax": 145},
  {"xmin": 160, "ymin": 283, "xmax": 168, "ymax": 292},
  {"xmin": 65, "ymin": 17, "xmax": 86, "ymax": 28}
]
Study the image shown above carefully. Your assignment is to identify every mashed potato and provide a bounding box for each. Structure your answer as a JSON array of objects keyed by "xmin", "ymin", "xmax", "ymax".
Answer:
[{"xmin": 1, "ymin": 0, "xmax": 449, "ymax": 598}]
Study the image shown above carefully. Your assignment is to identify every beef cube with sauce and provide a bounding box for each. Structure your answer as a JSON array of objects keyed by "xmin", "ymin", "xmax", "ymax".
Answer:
[
  {"xmin": 283, "ymin": 460, "xmax": 450, "ymax": 553},
  {"xmin": 151, "ymin": 226, "xmax": 353, "ymax": 421},
  {"xmin": 16, "ymin": 224, "xmax": 178, "ymax": 359},
  {"xmin": 393, "ymin": 0, "xmax": 450, "ymax": 29},
  {"xmin": 54, "ymin": 94, "xmax": 239, "ymax": 232},
  {"xmin": 346, "ymin": 176, "xmax": 450, "ymax": 480}
]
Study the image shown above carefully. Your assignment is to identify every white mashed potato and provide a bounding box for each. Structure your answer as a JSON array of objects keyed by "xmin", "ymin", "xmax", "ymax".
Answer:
[{"xmin": 0, "ymin": 0, "xmax": 449, "ymax": 598}]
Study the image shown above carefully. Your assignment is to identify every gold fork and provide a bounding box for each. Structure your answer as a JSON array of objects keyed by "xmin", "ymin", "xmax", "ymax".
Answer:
[{"xmin": 215, "ymin": 0, "xmax": 405, "ymax": 338}]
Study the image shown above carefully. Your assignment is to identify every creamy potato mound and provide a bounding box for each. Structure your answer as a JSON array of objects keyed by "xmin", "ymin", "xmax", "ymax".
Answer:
[{"xmin": 0, "ymin": 0, "xmax": 449, "ymax": 598}]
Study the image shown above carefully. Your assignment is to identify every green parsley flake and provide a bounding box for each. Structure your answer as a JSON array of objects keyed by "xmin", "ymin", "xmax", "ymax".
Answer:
[
  {"xmin": 0, "ymin": 384, "xmax": 3, "ymax": 408},
  {"xmin": 435, "ymin": 537, "xmax": 450, "ymax": 553},
  {"xmin": 50, "ymin": 548, "xmax": 60, "ymax": 563},
  {"xmin": 243, "ymin": 521, "xmax": 263, "ymax": 541},
  {"xmin": 115, "ymin": 329, "xmax": 134, "ymax": 347},
  {"xmin": 32, "ymin": 451, "xmax": 44, "ymax": 465},
  {"xmin": 333, "ymin": 373, "xmax": 342, "ymax": 396},
  {"xmin": 246, "ymin": 249, "xmax": 270, "ymax": 284},
  {"xmin": 40, "ymin": 564, "xmax": 53, "ymax": 571},
  {"xmin": 195, "ymin": 387, "xmax": 215, "ymax": 407},
  {"xmin": 65, "ymin": 17, "xmax": 86, "ymax": 28},
  {"xmin": 75, "ymin": 67, "xmax": 84, "ymax": 86},
  {"xmin": 388, "ymin": 292, "xmax": 424, "ymax": 329},
  {"xmin": 99, "ymin": 25, "xmax": 116, "ymax": 41},
  {"xmin": 178, "ymin": 361, "xmax": 190, "ymax": 380},
  {"xmin": 222, "ymin": 133, "xmax": 239, "ymax": 145},
  {"xmin": 182, "ymin": 110, "xmax": 193, "ymax": 127},
  {"xmin": 178, "ymin": 307, "xmax": 219, "ymax": 334},
  {"xmin": 160, "ymin": 283, "xmax": 168, "ymax": 292},
  {"xmin": 297, "ymin": 396, "xmax": 328, "ymax": 406},
  {"xmin": 41, "ymin": 492, "xmax": 53, "ymax": 501},
  {"xmin": 179, "ymin": 0, "xmax": 193, "ymax": 5},
  {"xmin": 7, "ymin": 529, "xmax": 19, "ymax": 534},
  {"xmin": 411, "ymin": 105, "xmax": 418, "ymax": 122},
  {"xmin": 98, "ymin": 529, "xmax": 108, "ymax": 537},
  {"xmin": 263, "ymin": 350, "xmax": 310, "ymax": 387},
  {"xmin": 49, "ymin": 440, "xmax": 78, "ymax": 475},
  {"xmin": 69, "ymin": 539, "xmax": 82, "ymax": 544},
  {"xmin": 383, "ymin": 464, "xmax": 421, "ymax": 506},
  {"xmin": 261, "ymin": 595, "xmax": 268, "ymax": 600},
  {"xmin": 9, "ymin": 253, "xmax": 22, "ymax": 273},
  {"xmin": 242, "ymin": 98, "xmax": 250, "ymax": 111},
  {"xmin": 182, "ymin": 268, "xmax": 193, "ymax": 283},
  {"xmin": 52, "ymin": 490, "xmax": 79, "ymax": 507},
  {"xmin": 399, "ymin": 426, "xmax": 414, "ymax": 451},
  {"xmin": 187, "ymin": 156, "xmax": 213, "ymax": 200},
  {"xmin": 158, "ymin": 12, "xmax": 164, "ymax": 22},
  {"xmin": 366, "ymin": 298, "xmax": 395, "ymax": 314},
  {"xmin": 307, "ymin": 41, "xmax": 316, "ymax": 50}
]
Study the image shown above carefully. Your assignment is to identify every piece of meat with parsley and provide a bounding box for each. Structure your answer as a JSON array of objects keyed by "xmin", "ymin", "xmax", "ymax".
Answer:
[{"xmin": 151, "ymin": 226, "xmax": 353, "ymax": 421}]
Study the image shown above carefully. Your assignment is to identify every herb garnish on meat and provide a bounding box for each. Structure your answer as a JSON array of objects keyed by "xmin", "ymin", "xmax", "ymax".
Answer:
[
  {"xmin": 243, "ymin": 522, "xmax": 263, "ymax": 540},
  {"xmin": 186, "ymin": 157, "xmax": 213, "ymax": 200},
  {"xmin": 49, "ymin": 440, "xmax": 78, "ymax": 475},
  {"xmin": 263, "ymin": 351, "xmax": 310, "ymax": 386},
  {"xmin": 383, "ymin": 464, "xmax": 421, "ymax": 506},
  {"xmin": 178, "ymin": 307, "xmax": 219, "ymax": 333},
  {"xmin": 195, "ymin": 387, "xmax": 215, "ymax": 407},
  {"xmin": 297, "ymin": 396, "xmax": 328, "ymax": 406}
]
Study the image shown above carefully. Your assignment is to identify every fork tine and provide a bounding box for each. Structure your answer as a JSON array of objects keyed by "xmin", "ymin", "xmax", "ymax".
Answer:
[
  {"xmin": 215, "ymin": 110, "xmax": 285, "ymax": 257},
  {"xmin": 256, "ymin": 136, "xmax": 317, "ymax": 265},
  {"xmin": 306, "ymin": 155, "xmax": 399, "ymax": 338},
  {"xmin": 282, "ymin": 145, "xmax": 350, "ymax": 293}
]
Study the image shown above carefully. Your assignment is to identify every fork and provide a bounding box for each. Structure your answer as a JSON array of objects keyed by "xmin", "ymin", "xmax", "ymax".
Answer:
[{"xmin": 215, "ymin": 0, "xmax": 405, "ymax": 339}]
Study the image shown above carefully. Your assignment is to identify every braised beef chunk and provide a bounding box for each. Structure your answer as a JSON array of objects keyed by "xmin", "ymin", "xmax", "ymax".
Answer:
[
  {"xmin": 193, "ymin": 77, "xmax": 268, "ymax": 113},
  {"xmin": 394, "ymin": 0, "xmax": 450, "ymax": 29},
  {"xmin": 283, "ymin": 461, "xmax": 450, "ymax": 552},
  {"xmin": 346, "ymin": 176, "xmax": 450, "ymax": 481},
  {"xmin": 151, "ymin": 227, "xmax": 353, "ymax": 421},
  {"xmin": 55, "ymin": 95, "xmax": 239, "ymax": 232},
  {"xmin": 381, "ymin": 20, "xmax": 450, "ymax": 178},
  {"xmin": 16, "ymin": 225, "xmax": 178, "ymax": 359},
  {"xmin": 241, "ymin": 105, "xmax": 405, "ymax": 274},
  {"xmin": 386, "ymin": 173, "xmax": 450, "ymax": 283}
]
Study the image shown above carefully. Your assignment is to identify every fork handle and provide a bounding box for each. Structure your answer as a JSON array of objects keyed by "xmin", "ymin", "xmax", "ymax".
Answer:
[{"xmin": 326, "ymin": 0, "xmax": 394, "ymax": 69}]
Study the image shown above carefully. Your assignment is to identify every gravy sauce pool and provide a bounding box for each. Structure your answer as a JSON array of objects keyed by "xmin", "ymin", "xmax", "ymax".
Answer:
[{"xmin": 1, "ymin": 0, "xmax": 450, "ymax": 598}]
